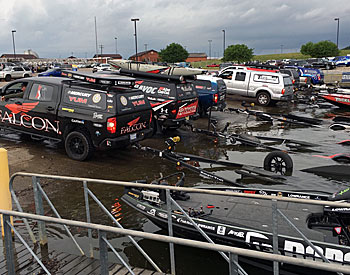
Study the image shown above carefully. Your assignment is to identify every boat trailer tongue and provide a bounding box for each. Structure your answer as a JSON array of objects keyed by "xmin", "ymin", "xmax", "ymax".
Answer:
[{"xmin": 134, "ymin": 137, "xmax": 288, "ymax": 186}]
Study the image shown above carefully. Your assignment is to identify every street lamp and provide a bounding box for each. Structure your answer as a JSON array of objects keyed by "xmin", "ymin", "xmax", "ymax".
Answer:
[
  {"xmin": 222, "ymin": 30, "xmax": 225, "ymax": 57},
  {"xmin": 280, "ymin": 44, "xmax": 284, "ymax": 54},
  {"xmin": 11, "ymin": 30, "xmax": 16, "ymax": 61},
  {"xmin": 114, "ymin": 37, "xmax": 118, "ymax": 54},
  {"xmin": 131, "ymin": 18, "xmax": 140, "ymax": 61},
  {"xmin": 208, "ymin": 40, "xmax": 212, "ymax": 60},
  {"xmin": 334, "ymin": 18, "xmax": 340, "ymax": 48}
]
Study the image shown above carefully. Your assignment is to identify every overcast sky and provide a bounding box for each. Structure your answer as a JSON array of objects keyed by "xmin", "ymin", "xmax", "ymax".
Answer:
[{"xmin": 0, "ymin": 0, "xmax": 349, "ymax": 59}]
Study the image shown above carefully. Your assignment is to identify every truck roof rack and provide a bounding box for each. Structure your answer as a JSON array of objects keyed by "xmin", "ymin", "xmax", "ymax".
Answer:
[{"xmin": 61, "ymin": 70, "xmax": 136, "ymax": 88}]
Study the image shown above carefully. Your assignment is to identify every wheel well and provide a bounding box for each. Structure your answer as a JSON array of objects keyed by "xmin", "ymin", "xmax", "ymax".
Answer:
[
  {"xmin": 63, "ymin": 124, "xmax": 92, "ymax": 140},
  {"xmin": 256, "ymin": 90, "xmax": 271, "ymax": 97}
]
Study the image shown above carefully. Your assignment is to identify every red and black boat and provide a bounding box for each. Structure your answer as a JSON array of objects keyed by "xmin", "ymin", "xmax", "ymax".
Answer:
[{"xmin": 321, "ymin": 93, "xmax": 350, "ymax": 108}]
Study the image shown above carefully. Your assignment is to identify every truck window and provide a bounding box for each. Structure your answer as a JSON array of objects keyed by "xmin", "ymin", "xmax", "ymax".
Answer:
[
  {"xmin": 219, "ymin": 71, "xmax": 233, "ymax": 79},
  {"xmin": 63, "ymin": 87, "xmax": 106, "ymax": 110},
  {"xmin": 235, "ymin": 72, "xmax": 246, "ymax": 81},
  {"xmin": 29, "ymin": 83, "xmax": 54, "ymax": 102},
  {"xmin": 283, "ymin": 76, "xmax": 293, "ymax": 86}
]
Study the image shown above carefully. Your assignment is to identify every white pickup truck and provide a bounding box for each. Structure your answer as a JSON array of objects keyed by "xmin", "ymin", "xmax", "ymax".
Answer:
[
  {"xmin": 218, "ymin": 69, "xmax": 293, "ymax": 106},
  {"xmin": 0, "ymin": 66, "xmax": 32, "ymax": 82}
]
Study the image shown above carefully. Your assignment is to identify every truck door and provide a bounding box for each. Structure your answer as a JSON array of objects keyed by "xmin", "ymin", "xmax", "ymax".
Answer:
[
  {"xmin": 218, "ymin": 70, "xmax": 234, "ymax": 93},
  {"xmin": 12, "ymin": 67, "xmax": 24, "ymax": 79},
  {"xmin": 22, "ymin": 82, "xmax": 61, "ymax": 138},
  {"xmin": 232, "ymin": 71, "xmax": 248, "ymax": 96}
]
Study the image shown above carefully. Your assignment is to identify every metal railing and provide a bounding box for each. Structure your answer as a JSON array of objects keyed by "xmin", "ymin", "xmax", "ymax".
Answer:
[
  {"xmin": 0, "ymin": 209, "xmax": 350, "ymax": 274},
  {"xmin": 7, "ymin": 172, "xmax": 350, "ymax": 274}
]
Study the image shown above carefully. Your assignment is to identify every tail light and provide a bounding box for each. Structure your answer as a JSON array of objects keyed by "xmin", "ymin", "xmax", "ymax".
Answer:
[
  {"xmin": 305, "ymin": 78, "xmax": 307, "ymax": 83},
  {"xmin": 281, "ymin": 88, "xmax": 285, "ymax": 95},
  {"xmin": 107, "ymin": 117, "xmax": 117, "ymax": 134},
  {"xmin": 318, "ymin": 75, "xmax": 321, "ymax": 80},
  {"xmin": 213, "ymin": 94, "xmax": 218, "ymax": 103},
  {"xmin": 171, "ymin": 109, "xmax": 177, "ymax": 115},
  {"xmin": 292, "ymin": 80, "xmax": 295, "ymax": 84}
]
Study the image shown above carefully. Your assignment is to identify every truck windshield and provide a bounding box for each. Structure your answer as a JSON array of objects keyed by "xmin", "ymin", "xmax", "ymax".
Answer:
[{"xmin": 283, "ymin": 76, "xmax": 293, "ymax": 86}]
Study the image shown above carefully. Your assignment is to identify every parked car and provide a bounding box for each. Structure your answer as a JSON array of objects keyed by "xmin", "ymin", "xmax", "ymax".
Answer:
[
  {"xmin": 306, "ymin": 58, "xmax": 336, "ymax": 70},
  {"xmin": 218, "ymin": 69, "xmax": 293, "ymax": 106},
  {"xmin": 0, "ymin": 71, "xmax": 153, "ymax": 160},
  {"xmin": 38, "ymin": 68, "xmax": 63, "ymax": 77},
  {"xmin": 92, "ymin": 63, "xmax": 112, "ymax": 73},
  {"xmin": 333, "ymin": 56, "xmax": 350, "ymax": 67},
  {"xmin": 279, "ymin": 68, "xmax": 300, "ymax": 90},
  {"xmin": 0, "ymin": 66, "xmax": 32, "ymax": 82},
  {"xmin": 193, "ymin": 75, "xmax": 226, "ymax": 116}
]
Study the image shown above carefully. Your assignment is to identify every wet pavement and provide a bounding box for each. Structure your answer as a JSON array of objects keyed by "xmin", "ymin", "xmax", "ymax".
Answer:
[{"xmin": 2, "ymin": 75, "xmax": 350, "ymax": 274}]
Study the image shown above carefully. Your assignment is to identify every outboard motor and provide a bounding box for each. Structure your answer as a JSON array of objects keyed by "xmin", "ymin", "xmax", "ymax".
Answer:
[{"xmin": 328, "ymin": 187, "xmax": 350, "ymax": 201}]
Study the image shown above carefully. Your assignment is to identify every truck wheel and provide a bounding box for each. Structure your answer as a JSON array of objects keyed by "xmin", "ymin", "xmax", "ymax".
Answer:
[
  {"xmin": 256, "ymin": 91, "xmax": 271, "ymax": 106},
  {"xmin": 5, "ymin": 75, "xmax": 11, "ymax": 82},
  {"xmin": 24, "ymin": 74, "xmax": 30, "ymax": 78},
  {"xmin": 65, "ymin": 130, "xmax": 94, "ymax": 161},
  {"xmin": 263, "ymin": 151, "xmax": 293, "ymax": 176}
]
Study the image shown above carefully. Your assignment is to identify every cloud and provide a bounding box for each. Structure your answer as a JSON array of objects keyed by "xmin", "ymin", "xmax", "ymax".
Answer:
[{"xmin": 0, "ymin": 0, "xmax": 349, "ymax": 58}]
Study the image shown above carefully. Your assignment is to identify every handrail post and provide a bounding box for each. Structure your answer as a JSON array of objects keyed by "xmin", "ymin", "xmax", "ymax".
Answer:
[
  {"xmin": 166, "ymin": 189, "xmax": 176, "ymax": 275},
  {"xmin": 229, "ymin": 253, "xmax": 238, "ymax": 275},
  {"xmin": 83, "ymin": 181, "xmax": 93, "ymax": 258},
  {"xmin": 32, "ymin": 176, "xmax": 47, "ymax": 245},
  {"xmin": 98, "ymin": 230, "xmax": 108, "ymax": 275},
  {"xmin": 272, "ymin": 199, "xmax": 279, "ymax": 275},
  {"xmin": 3, "ymin": 214, "xmax": 15, "ymax": 274}
]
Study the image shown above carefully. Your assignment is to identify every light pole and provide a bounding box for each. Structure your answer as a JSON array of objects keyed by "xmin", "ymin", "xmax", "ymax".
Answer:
[
  {"xmin": 208, "ymin": 40, "xmax": 212, "ymax": 60},
  {"xmin": 334, "ymin": 18, "xmax": 340, "ymax": 48},
  {"xmin": 11, "ymin": 30, "xmax": 16, "ymax": 61},
  {"xmin": 222, "ymin": 30, "xmax": 225, "ymax": 57},
  {"xmin": 280, "ymin": 44, "xmax": 284, "ymax": 54},
  {"xmin": 94, "ymin": 16, "xmax": 98, "ymax": 58},
  {"xmin": 114, "ymin": 37, "xmax": 118, "ymax": 54},
  {"xmin": 131, "ymin": 18, "xmax": 140, "ymax": 61}
]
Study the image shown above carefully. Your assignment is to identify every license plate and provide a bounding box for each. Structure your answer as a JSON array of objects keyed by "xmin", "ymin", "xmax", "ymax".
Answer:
[{"xmin": 130, "ymin": 133, "xmax": 137, "ymax": 140}]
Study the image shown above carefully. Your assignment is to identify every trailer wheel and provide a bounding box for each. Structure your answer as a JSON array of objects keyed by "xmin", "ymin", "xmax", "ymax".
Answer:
[
  {"xmin": 65, "ymin": 130, "xmax": 94, "ymax": 161},
  {"xmin": 263, "ymin": 151, "xmax": 293, "ymax": 176},
  {"xmin": 256, "ymin": 91, "xmax": 271, "ymax": 106}
]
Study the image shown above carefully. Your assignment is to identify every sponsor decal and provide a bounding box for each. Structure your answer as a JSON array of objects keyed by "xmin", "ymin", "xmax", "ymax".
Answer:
[
  {"xmin": 71, "ymin": 119, "xmax": 84, "ymax": 124},
  {"xmin": 62, "ymin": 107, "xmax": 75, "ymax": 113},
  {"xmin": 120, "ymin": 116, "xmax": 147, "ymax": 135},
  {"xmin": 0, "ymin": 103, "xmax": 60, "ymax": 134},
  {"xmin": 136, "ymin": 203, "xmax": 146, "ymax": 210},
  {"xmin": 157, "ymin": 212, "xmax": 168, "ymax": 219},
  {"xmin": 132, "ymin": 100, "xmax": 145, "ymax": 107},
  {"xmin": 151, "ymin": 100, "xmax": 173, "ymax": 112},
  {"xmin": 134, "ymin": 82, "xmax": 171, "ymax": 95},
  {"xmin": 244, "ymin": 190, "xmax": 256, "ymax": 194},
  {"xmin": 227, "ymin": 230, "xmax": 245, "ymax": 238},
  {"xmin": 86, "ymin": 77, "xmax": 96, "ymax": 83},
  {"xmin": 120, "ymin": 96, "xmax": 128, "ymax": 106},
  {"xmin": 99, "ymin": 79, "xmax": 112, "ymax": 85},
  {"xmin": 67, "ymin": 90, "xmax": 92, "ymax": 98},
  {"xmin": 92, "ymin": 94, "xmax": 102, "ymax": 103},
  {"xmin": 147, "ymin": 209, "xmax": 156, "ymax": 216},
  {"xmin": 107, "ymin": 99, "xmax": 114, "ymax": 103},
  {"xmin": 334, "ymin": 227, "xmax": 342, "ymax": 234},
  {"xmin": 72, "ymin": 75, "xmax": 85, "ymax": 80},
  {"xmin": 93, "ymin": 123, "xmax": 103, "ymax": 128},
  {"xmin": 128, "ymin": 192, "xmax": 140, "ymax": 198},
  {"xmin": 259, "ymin": 190, "xmax": 268, "ymax": 196},
  {"xmin": 287, "ymin": 194, "xmax": 310, "ymax": 199},
  {"xmin": 69, "ymin": 96, "xmax": 87, "ymax": 104},
  {"xmin": 176, "ymin": 101, "xmax": 198, "ymax": 119},
  {"xmin": 117, "ymin": 81, "xmax": 132, "ymax": 86},
  {"xmin": 330, "ymin": 207, "xmax": 350, "ymax": 212},
  {"xmin": 93, "ymin": 112, "xmax": 103, "ymax": 120},
  {"xmin": 129, "ymin": 94, "xmax": 144, "ymax": 100},
  {"xmin": 217, "ymin": 226, "xmax": 226, "ymax": 235}
]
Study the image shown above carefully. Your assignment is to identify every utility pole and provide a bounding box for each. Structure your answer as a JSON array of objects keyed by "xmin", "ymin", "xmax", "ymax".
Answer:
[
  {"xmin": 99, "ymin": 44, "xmax": 104, "ymax": 56},
  {"xmin": 334, "ymin": 18, "xmax": 340, "ymax": 48},
  {"xmin": 208, "ymin": 40, "xmax": 212, "ymax": 60},
  {"xmin": 114, "ymin": 37, "xmax": 118, "ymax": 54},
  {"xmin": 94, "ymin": 16, "xmax": 98, "ymax": 58},
  {"xmin": 280, "ymin": 45, "xmax": 284, "ymax": 54},
  {"xmin": 131, "ymin": 18, "xmax": 140, "ymax": 61},
  {"xmin": 222, "ymin": 30, "xmax": 225, "ymax": 57},
  {"xmin": 11, "ymin": 30, "xmax": 16, "ymax": 61},
  {"xmin": 144, "ymin": 43, "xmax": 148, "ymax": 51}
]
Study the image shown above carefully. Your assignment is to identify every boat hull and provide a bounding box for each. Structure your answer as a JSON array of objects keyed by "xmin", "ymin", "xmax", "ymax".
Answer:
[{"xmin": 322, "ymin": 94, "xmax": 350, "ymax": 108}]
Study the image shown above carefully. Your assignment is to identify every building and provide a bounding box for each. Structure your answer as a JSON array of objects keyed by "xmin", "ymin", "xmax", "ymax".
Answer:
[
  {"xmin": 129, "ymin": 50, "xmax": 159, "ymax": 62},
  {"xmin": 0, "ymin": 53, "xmax": 38, "ymax": 60},
  {"xmin": 186, "ymin": 53, "xmax": 207, "ymax": 62},
  {"xmin": 92, "ymin": 54, "xmax": 122, "ymax": 63}
]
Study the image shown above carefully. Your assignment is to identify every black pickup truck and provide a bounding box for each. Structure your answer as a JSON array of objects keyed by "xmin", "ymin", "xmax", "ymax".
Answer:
[
  {"xmin": 0, "ymin": 71, "xmax": 153, "ymax": 160},
  {"xmin": 117, "ymin": 69, "xmax": 199, "ymax": 132}
]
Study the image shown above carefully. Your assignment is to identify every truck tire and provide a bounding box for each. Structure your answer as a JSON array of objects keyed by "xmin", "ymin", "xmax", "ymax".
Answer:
[
  {"xmin": 65, "ymin": 130, "xmax": 94, "ymax": 161},
  {"xmin": 5, "ymin": 75, "xmax": 11, "ymax": 82},
  {"xmin": 24, "ymin": 74, "xmax": 30, "ymax": 78},
  {"xmin": 263, "ymin": 151, "xmax": 293, "ymax": 176},
  {"xmin": 256, "ymin": 91, "xmax": 271, "ymax": 106}
]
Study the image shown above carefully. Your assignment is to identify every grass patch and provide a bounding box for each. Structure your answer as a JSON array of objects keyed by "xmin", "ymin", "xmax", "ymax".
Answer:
[{"xmin": 191, "ymin": 50, "xmax": 350, "ymax": 68}]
